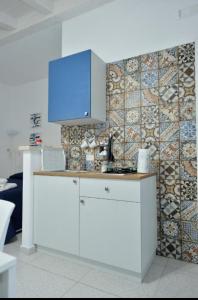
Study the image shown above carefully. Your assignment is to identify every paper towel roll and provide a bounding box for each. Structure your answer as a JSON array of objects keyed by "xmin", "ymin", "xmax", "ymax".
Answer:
[{"xmin": 137, "ymin": 149, "xmax": 150, "ymax": 174}]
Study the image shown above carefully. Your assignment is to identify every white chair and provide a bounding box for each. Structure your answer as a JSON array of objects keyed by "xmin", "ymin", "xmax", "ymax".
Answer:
[{"xmin": 0, "ymin": 200, "xmax": 15, "ymax": 252}]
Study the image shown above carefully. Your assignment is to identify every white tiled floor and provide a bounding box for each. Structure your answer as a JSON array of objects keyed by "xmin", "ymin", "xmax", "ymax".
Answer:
[{"xmin": 4, "ymin": 235, "xmax": 198, "ymax": 298}]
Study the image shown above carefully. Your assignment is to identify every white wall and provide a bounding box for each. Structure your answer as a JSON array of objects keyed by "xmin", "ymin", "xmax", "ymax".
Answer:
[
  {"xmin": 0, "ymin": 79, "xmax": 61, "ymax": 178},
  {"xmin": 0, "ymin": 83, "xmax": 14, "ymax": 178},
  {"xmin": 62, "ymin": 0, "xmax": 198, "ymax": 61}
]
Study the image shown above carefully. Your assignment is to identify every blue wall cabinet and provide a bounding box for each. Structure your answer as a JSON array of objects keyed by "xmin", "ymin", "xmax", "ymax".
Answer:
[{"xmin": 48, "ymin": 50, "xmax": 106, "ymax": 124}]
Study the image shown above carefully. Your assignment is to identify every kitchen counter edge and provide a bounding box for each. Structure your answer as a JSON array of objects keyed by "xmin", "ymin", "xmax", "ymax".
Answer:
[{"xmin": 33, "ymin": 171, "xmax": 156, "ymax": 181}]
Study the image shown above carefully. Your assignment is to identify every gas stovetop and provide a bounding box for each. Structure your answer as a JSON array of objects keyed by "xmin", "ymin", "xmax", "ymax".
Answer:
[{"xmin": 105, "ymin": 167, "xmax": 137, "ymax": 174}]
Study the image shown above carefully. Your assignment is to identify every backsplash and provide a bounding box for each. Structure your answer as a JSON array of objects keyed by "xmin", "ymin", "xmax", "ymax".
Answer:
[{"xmin": 61, "ymin": 42, "xmax": 198, "ymax": 263}]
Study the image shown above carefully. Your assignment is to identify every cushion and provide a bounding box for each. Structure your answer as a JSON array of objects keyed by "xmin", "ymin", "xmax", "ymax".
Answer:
[{"xmin": 9, "ymin": 173, "xmax": 23, "ymax": 180}]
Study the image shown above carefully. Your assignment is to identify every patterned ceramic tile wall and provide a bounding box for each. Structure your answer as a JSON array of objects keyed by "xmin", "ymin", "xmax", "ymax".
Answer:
[{"xmin": 61, "ymin": 43, "xmax": 197, "ymax": 264}]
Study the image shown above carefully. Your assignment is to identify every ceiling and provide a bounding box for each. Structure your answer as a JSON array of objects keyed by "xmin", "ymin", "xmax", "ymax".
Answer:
[
  {"xmin": 0, "ymin": 0, "xmax": 197, "ymax": 86},
  {"xmin": 0, "ymin": 0, "xmax": 114, "ymax": 45},
  {"xmin": 0, "ymin": 0, "xmax": 114, "ymax": 86}
]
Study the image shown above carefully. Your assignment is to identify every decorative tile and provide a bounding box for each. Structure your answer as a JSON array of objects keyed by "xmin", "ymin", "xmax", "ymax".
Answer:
[
  {"xmin": 179, "ymin": 84, "xmax": 195, "ymax": 98},
  {"xmin": 141, "ymin": 123, "xmax": 160, "ymax": 142},
  {"xmin": 161, "ymin": 220, "xmax": 180, "ymax": 239},
  {"xmin": 124, "ymin": 143, "xmax": 140, "ymax": 160},
  {"xmin": 107, "ymin": 80, "xmax": 125, "ymax": 95},
  {"xmin": 109, "ymin": 93, "xmax": 125, "ymax": 110},
  {"xmin": 125, "ymin": 73, "xmax": 140, "ymax": 92},
  {"xmin": 124, "ymin": 160, "xmax": 137, "ymax": 169},
  {"xmin": 112, "ymin": 160, "xmax": 125, "ymax": 168},
  {"xmin": 125, "ymin": 126, "xmax": 141, "ymax": 143},
  {"xmin": 160, "ymin": 142, "xmax": 179, "ymax": 160},
  {"xmin": 161, "ymin": 197, "xmax": 180, "ymax": 220},
  {"xmin": 61, "ymin": 126, "xmax": 70, "ymax": 143},
  {"xmin": 180, "ymin": 99, "xmax": 196, "ymax": 121},
  {"xmin": 107, "ymin": 61, "xmax": 124, "ymax": 81},
  {"xmin": 141, "ymin": 52, "xmax": 158, "ymax": 71},
  {"xmin": 69, "ymin": 126, "xmax": 82, "ymax": 145},
  {"xmin": 161, "ymin": 238, "xmax": 182, "ymax": 260},
  {"xmin": 124, "ymin": 56, "xmax": 140, "ymax": 74},
  {"xmin": 141, "ymin": 106, "xmax": 159, "ymax": 124},
  {"xmin": 179, "ymin": 63, "xmax": 195, "ymax": 88},
  {"xmin": 150, "ymin": 160, "xmax": 160, "ymax": 174},
  {"xmin": 180, "ymin": 141, "xmax": 197, "ymax": 160},
  {"xmin": 180, "ymin": 121, "xmax": 196, "ymax": 141},
  {"xmin": 125, "ymin": 108, "xmax": 141, "ymax": 125},
  {"xmin": 112, "ymin": 143, "xmax": 124, "ymax": 160},
  {"xmin": 159, "ymin": 84, "xmax": 179, "ymax": 104},
  {"xmin": 141, "ymin": 88, "xmax": 159, "ymax": 106},
  {"xmin": 159, "ymin": 66, "xmax": 178, "ymax": 87},
  {"xmin": 95, "ymin": 124, "xmax": 109, "ymax": 139},
  {"xmin": 70, "ymin": 146, "xmax": 81, "ymax": 159},
  {"xmin": 107, "ymin": 62, "xmax": 125, "ymax": 95},
  {"xmin": 160, "ymin": 103, "xmax": 179, "ymax": 122},
  {"xmin": 110, "ymin": 127, "xmax": 124, "ymax": 143},
  {"xmin": 160, "ymin": 161, "xmax": 180, "ymax": 181},
  {"xmin": 160, "ymin": 180, "xmax": 180, "ymax": 198},
  {"xmin": 179, "ymin": 43, "xmax": 195, "ymax": 65},
  {"xmin": 69, "ymin": 159, "xmax": 81, "ymax": 171},
  {"xmin": 157, "ymin": 239, "xmax": 161, "ymax": 256},
  {"xmin": 106, "ymin": 95, "xmax": 110, "ymax": 111},
  {"xmin": 181, "ymin": 202, "xmax": 198, "ymax": 222},
  {"xmin": 159, "ymin": 47, "xmax": 178, "ymax": 68},
  {"xmin": 125, "ymin": 91, "xmax": 141, "ymax": 108},
  {"xmin": 141, "ymin": 70, "xmax": 158, "ymax": 89},
  {"xmin": 109, "ymin": 110, "xmax": 125, "ymax": 127},
  {"xmin": 160, "ymin": 123, "xmax": 179, "ymax": 142},
  {"xmin": 81, "ymin": 127, "xmax": 95, "ymax": 140},
  {"xmin": 182, "ymin": 222, "xmax": 198, "ymax": 242},
  {"xmin": 94, "ymin": 160, "xmax": 102, "ymax": 172},
  {"xmin": 182, "ymin": 242, "xmax": 198, "ymax": 264},
  {"xmin": 181, "ymin": 180, "xmax": 197, "ymax": 202},
  {"xmin": 142, "ymin": 142, "xmax": 160, "ymax": 160},
  {"xmin": 180, "ymin": 161, "xmax": 197, "ymax": 182}
]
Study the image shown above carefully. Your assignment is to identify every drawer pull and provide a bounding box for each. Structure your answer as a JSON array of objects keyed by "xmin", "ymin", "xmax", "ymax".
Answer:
[
  {"xmin": 105, "ymin": 186, "xmax": 110, "ymax": 192},
  {"xmin": 73, "ymin": 180, "xmax": 77, "ymax": 184},
  {"xmin": 80, "ymin": 200, "xmax": 85, "ymax": 205}
]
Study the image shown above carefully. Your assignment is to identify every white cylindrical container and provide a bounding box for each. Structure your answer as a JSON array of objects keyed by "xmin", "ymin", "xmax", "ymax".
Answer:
[{"xmin": 137, "ymin": 149, "xmax": 150, "ymax": 174}]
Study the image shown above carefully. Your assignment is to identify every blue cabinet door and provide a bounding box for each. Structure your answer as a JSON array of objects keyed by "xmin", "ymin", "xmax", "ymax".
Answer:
[{"xmin": 48, "ymin": 50, "xmax": 91, "ymax": 122}]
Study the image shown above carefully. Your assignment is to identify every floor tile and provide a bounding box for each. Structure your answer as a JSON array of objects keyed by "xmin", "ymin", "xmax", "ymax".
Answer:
[
  {"xmin": 81, "ymin": 268, "xmax": 141, "ymax": 296},
  {"xmin": 63, "ymin": 283, "xmax": 117, "ymax": 298},
  {"xmin": 81, "ymin": 262, "xmax": 165, "ymax": 298},
  {"xmin": 30, "ymin": 253, "xmax": 93, "ymax": 281},
  {"xmin": 165, "ymin": 257, "xmax": 198, "ymax": 275},
  {"xmin": 16, "ymin": 262, "xmax": 76, "ymax": 298},
  {"xmin": 4, "ymin": 239, "xmax": 42, "ymax": 264},
  {"xmin": 155, "ymin": 268, "xmax": 198, "ymax": 298}
]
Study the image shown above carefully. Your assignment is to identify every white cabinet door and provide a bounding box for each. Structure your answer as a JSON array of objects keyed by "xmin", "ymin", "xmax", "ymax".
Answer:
[
  {"xmin": 34, "ymin": 176, "xmax": 79, "ymax": 256},
  {"xmin": 80, "ymin": 197, "xmax": 141, "ymax": 273}
]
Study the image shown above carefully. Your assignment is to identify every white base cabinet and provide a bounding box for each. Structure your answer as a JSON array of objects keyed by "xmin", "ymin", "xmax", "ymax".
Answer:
[
  {"xmin": 34, "ymin": 175, "xmax": 157, "ymax": 280},
  {"xmin": 34, "ymin": 176, "xmax": 79, "ymax": 256},
  {"xmin": 80, "ymin": 197, "xmax": 141, "ymax": 273}
]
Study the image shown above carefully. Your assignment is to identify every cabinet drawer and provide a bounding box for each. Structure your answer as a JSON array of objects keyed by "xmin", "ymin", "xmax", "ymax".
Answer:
[{"xmin": 80, "ymin": 178, "xmax": 140, "ymax": 202}]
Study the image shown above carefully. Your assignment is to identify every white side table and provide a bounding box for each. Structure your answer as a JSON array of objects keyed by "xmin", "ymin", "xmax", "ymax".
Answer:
[{"xmin": 0, "ymin": 253, "xmax": 16, "ymax": 298}]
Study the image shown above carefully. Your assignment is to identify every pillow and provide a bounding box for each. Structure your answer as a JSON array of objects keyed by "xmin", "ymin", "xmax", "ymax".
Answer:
[{"xmin": 9, "ymin": 173, "xmax": 23, "ymax": 180}]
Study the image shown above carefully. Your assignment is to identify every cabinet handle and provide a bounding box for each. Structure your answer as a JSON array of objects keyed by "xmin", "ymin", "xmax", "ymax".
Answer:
[
  {"xmin": 84, "ymin": 112, "xmax": 89, "ymax": 117},
  {"xmin": 73, "ymin": 180, "xmax": 77, "ymax": 184},
  {"xmin": 80, "ymin": 200, "xmax": 85, "ymax": 205},
  {"xmin": 105, "ymin": 186, "xmax": 110, "ymax": 192}
]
